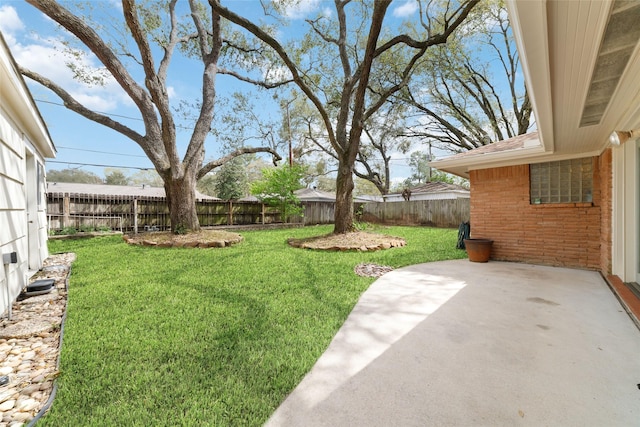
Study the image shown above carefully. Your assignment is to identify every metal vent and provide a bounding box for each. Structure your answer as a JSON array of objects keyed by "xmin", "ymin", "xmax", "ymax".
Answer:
[{"xmin": 579, "ymin": 0, "xmax": 640, "ymax": 127}]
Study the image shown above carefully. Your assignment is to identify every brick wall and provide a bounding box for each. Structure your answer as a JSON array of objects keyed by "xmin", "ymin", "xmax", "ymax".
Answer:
[{"xmin": 469, "ymin": 152, "xmax": 612, "ymax": 271}]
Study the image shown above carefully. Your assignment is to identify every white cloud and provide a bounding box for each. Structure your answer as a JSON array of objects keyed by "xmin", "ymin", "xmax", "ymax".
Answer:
[
  {"xmin": 393, "ymin": 0, "xmax": 418, "ymax": 18},
  {"xmin": 0, "ymin": 5, "xmax": 126, "ymax": 111},
  {"xmin": 72, "ymin": 92, "xmax": 118, "ymax": 111},
  {"xmin": 0, "ymin": 5, "xmax": 25, "ymax": 35},
  {"xmin": 13, "ymin": 39, "xmax": 72, "ymax": 82},
  {"xmin": 11, "ymin": 34, "xmax": 129, "ymax": 113},
  {"xmin": 108, "ymin": 0, "xmax": 123, "ymax": 13},
  {"xmin": 273, "ymin": 0, "xmax": 322, "ymax": 19}
]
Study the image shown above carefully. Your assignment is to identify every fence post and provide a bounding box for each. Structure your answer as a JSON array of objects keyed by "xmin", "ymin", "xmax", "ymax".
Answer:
[
  {"xmin": 133, "ymin": 198, "xmax": 138, "ymax": 234},
  {"xmin": 63, "ymin": 194, "xmax": 70, "ymax": 229},
  {"xmin": 228, "ymin": 201, "xmax": 233, "ymax": 225},
  {"xmin": 261, "ymin": 203, "xmax": 265, "ymax": 225}
]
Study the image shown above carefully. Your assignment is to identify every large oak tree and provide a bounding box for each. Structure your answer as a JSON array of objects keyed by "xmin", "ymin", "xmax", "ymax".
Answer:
[
  {"xmin": 210, "ymin": 0, "xmax": 478, "ymax": 233},
  {"xmin": 21, "ymin": 0, "xmax": 280, "ymax": 232}
]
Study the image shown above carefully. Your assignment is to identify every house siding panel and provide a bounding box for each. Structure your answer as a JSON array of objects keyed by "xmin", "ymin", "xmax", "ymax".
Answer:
[
  {"xmin": 0, "ymin": 136, "xmax": 24, "ymax": 181},
  {"xmin": 0, "ymin": 210, "xmax": 27, "ymax": 247},
  {"xmin": 1, "ymin": 36, "xmax": 54, "ymax": 317},
  {"xmin": 0, "ymin": 108, "xmax": 23, "ymax": 157},
  {"xmin": 469, "ymin": 154, "xmax": 609, "ymax": 271},
  {"xmin": 0, "ymin": 177, "xmax": 26, "ymax": 210}
]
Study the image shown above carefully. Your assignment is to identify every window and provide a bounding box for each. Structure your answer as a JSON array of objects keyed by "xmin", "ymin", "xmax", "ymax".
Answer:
[{"xmin": 530, "ymin": 158, "xmax": 593, "ymax": 204}]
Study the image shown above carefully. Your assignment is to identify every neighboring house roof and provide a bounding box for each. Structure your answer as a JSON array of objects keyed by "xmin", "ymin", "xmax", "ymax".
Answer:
[
  {"xmin": 46, "ymin": 182, "xmax": 219, "ymax": 200},
  {"xmin": 432, "ymin": 1, "xmax": 640, "ymax": 178},
  {"xmin": 383, "ymin": 181, "xmax": 469, "ymax": 200},
  {"xmin": 240, "ymin": 188, "xmax": 335, "ymax": 202},
  {"xmin": 295, "ymin": 188, "xmax": 377, "ymax": 203},
  {"xmin": 354, "ymin": 194, "xmax": 383, "ymax": 203},
  {"xmin": 239, "ymin": 188, "xmax": 377, "ymax": 203},
  {"xmin": 405, "ymin": 182, "xmax": 469, "ymax": 195},
  {"xmin": 295, "ymin": 188, "xmax": 336, "ymax": 202},
  {"xmin": 0, "ymin": 32, "xmax": 56, "ymax": 158}
]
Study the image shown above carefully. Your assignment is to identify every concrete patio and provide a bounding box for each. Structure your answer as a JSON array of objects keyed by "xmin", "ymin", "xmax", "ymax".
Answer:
[{"xmin": 266, "ymin": 260, "xmax": 640, "ymax": 426}]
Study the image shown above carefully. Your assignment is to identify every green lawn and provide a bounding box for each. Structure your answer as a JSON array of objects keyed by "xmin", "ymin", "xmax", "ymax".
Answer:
[{"xmin": 44, "ymin": 225, "xmax": 465, "ymax": 426}]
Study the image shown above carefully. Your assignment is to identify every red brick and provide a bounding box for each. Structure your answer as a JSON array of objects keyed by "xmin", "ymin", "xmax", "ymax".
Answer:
[{"xmin": 469, "ymin": 152, "xmax": 611, "ymax": 273}]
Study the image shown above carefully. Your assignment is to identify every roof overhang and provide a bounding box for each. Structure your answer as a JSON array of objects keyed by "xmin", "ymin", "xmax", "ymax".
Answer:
[
  {"xmin": 0, "ymin": 33, "xmax": 56, "ymax": 159},
  {"xmin": 432, "ymin": 0, "xmax": 640, "ymax": 178},
  {"xmin": 506, "ymin": 0, "xmax": 554, "ymax": 153},
  {"xmin": 430, "ymin": 132, "xmax": 604, "ymax": 178}
]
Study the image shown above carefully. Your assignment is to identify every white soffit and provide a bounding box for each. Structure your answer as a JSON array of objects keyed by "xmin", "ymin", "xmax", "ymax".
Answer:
[
  {"xmin": 507, "ymin": 1, "xmax": 640, "ymax": 154},
  {"xmin": 545, "ymin": 0, "xmax": 610, "ymax": 154},
  {"xmin": 579, "ymin": 1, "xmax": 640, "ymax": 127},
  {"xmin": 506, "ymin": 0, "xmax": 554, "ymax": 152},
  {"xmin": 543, "ymin": 0, "xmax": 640, "ymax": 155},
  {"xmin": 599, "ymin": 8, "xmax": 640, "ymax": 134}
]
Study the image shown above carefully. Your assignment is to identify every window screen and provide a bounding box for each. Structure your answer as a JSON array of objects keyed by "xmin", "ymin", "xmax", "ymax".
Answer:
[{"xmin": 530, "ymin": 158, "xmax": 593, "ymax": 204}]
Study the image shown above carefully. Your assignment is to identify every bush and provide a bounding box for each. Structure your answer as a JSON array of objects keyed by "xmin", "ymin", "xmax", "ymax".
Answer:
[
  {"xmin": 59, "ymin": 226, "xmax": 78, "ymax": 235},
  {"xmin": 251, "ymin": 165, "xmax": 305, "ymax": 222}
]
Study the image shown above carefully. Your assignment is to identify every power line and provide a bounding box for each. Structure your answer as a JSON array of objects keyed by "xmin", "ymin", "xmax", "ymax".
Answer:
[
  {"xmin": 36, "ymin": 100, "xmax": 435, "ymax": 163},
  {"xmin": 34, "ymin": 98, "xmax": 197, "ymax": 132},
  {"xmin": 35, "ymin": 100, "xmax": 427, "ymax": 161},
  {"xmin": 57, "ymin": 145, "xmax": 147, "ymax": 158},
  {"xmin": 35, "ymin": 99, "xmax": 145, "ymax": 122},
  {"xmin": 47, "ymin": 160, "xmax": 152, "ymax": 171}
]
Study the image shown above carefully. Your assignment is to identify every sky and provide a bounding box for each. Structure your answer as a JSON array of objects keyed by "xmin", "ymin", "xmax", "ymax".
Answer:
[{"xmin": 0, "ymin": 0, "xmax": 460, "ymax": 188}]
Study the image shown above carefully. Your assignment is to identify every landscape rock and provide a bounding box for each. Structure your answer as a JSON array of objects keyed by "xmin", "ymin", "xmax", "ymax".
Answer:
[
  {"xmin": 0, "ymin": 253, "xmax": 73, "ymax": 425},
  {"xmin": 0, "ymin": 400, "xmax": 15, "ymax": 412}
]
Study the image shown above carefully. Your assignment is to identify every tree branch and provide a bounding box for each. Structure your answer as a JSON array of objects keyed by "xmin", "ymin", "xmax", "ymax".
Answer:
[
  {"xmin": 373, "ymin": 0, "xmax": 479, "ymax": 58},
  {"xmin": 347, "ymin": 0, "xmax": 392, "ymax": 164},
  {"xmin": 218, "ymin": 68, "xmax": 293, "ymax": 88},
  {"xmin": 209, "ymin": 0, "xmax": 339, "ymax": 153},
  {"xmin": 157, "ymin": 0, "xmax": 179, "ymax": 82},
  {"xmin": 25, "ymin": 0, "xmax": 162, "ymax": 146},
  {"xmin": 122, "ymin": 0, "xmax": 178, "ymax": 167},
  {"xmin": 182, "ymin": 0, "xmax": 221, "ymax": 173},
  {"xmin": 17, "ymin": 66, "xmax": 175, "ymax": 165},
  {"xmin": 360, "ymin": 0, "xmax": 479, "ymax": 122},
  {"xmin": 197, "ymin": 147, "xmax": 282, "ymax": 179}
]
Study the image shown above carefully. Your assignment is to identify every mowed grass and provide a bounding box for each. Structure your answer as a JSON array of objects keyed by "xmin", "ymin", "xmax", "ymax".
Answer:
[{"xmin": 44, "ymin": 225, "xmax": 465, "ymax": 426}]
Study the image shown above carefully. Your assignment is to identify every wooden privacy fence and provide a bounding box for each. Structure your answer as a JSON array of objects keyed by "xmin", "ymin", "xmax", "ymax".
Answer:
[
  {"xmin": 47, "ymin": 193, "xmax": 291, "ymax": 233},
  {"xmin": 361, "ymin": 199, "xmax": 470, "ymax": 228},
  {"xmin": 46, "ymin": 192, "xmax": 469, "ymax": 233}
]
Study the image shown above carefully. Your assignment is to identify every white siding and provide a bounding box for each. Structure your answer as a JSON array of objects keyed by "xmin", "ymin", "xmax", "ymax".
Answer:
[
  {"xmin": 1, "ymin": 32, "xmax": 56, "ymax": 317},
  {"xmin": 0, "ymin": 110, "xmax": 29, "ymax": 315}
]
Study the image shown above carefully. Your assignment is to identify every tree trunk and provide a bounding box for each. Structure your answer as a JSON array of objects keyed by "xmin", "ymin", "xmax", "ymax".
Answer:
[
  {"xmin": 165, "ymin": 174, "xmax": 200, "ymax": 233},
  {"xmin": 334, "ymin": 157, "xmax": 355, "ymax": 234},
  {"xmin": 332, "ymin": 0, "xmax": 389, "ymax": 234}
]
